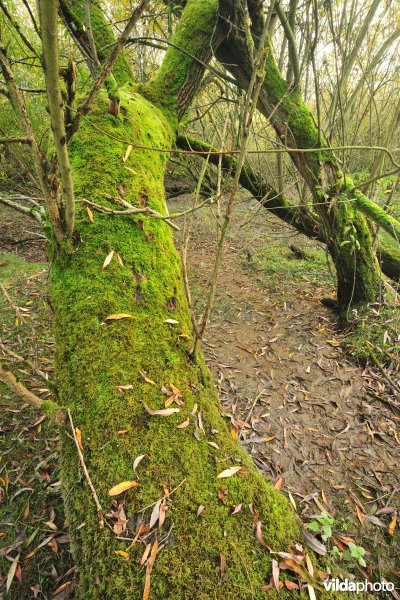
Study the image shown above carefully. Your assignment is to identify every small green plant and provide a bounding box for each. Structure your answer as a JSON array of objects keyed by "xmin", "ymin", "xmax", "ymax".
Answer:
[
  {"xmin": 308, "ymin": 512, "xmax": 334, "ymax": 541},
  {"xmin": 343, "ymin": 542, "xmax": 366, "ymax": 568}
]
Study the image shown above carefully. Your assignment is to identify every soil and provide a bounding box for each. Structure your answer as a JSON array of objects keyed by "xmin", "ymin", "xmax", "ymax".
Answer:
[{"xmin": 173, "ymin": 194, "xmax": 400, "ymax": 576}]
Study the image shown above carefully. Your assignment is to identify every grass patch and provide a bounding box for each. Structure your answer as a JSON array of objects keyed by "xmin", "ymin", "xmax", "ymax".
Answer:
[{"xmin": 247, "ymin": 243, "xmax": 335, "ymax": 288}]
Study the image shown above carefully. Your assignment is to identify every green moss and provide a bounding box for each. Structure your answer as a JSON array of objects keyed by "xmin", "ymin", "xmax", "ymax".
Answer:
[
  {"xmin": 51, "ymin": 87, "xmax": 302, "ymax": 598},
  {"xmin": 142, "ymin": 0, "xmax": 220, "ymax": 122}
]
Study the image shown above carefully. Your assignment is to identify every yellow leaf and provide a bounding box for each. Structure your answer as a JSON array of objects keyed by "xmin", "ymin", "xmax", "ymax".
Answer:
[
  {"xmin": 105, "ymin": 314, "xmax": 134, "ymax": 321},
  {"xmin": 122, "ymin": 145, "xmax": 133, "ymax": 163},
  {"xmin": 102, "ymin": 250, "xmax": 114, "ymax": 269},
  {"xmin": 139, "ymin": 371, "xmax": 156, "ymax": 385},
  {"xmin": 75, "ymin": 427, "xmax": 83, "ymax": 451},
  {"xmin": 117, "ymin": 429, "xmax": 129, "ymax": 435},
  {"xmin": 355, "ymin": 504, "xmax": 364, "ymax": 525},
  {"xmin": 327, "ymin": 339, "xmax": 341, "ymax": 347},
  {"xmin": 108, "ymin": 481, "xmax": 140, "ymax": 496},
  {"xmin": 388, "ymin": 514, "xmax": 397, "ymax": 537},
  {"xmin": 86, "ymin": 206, "xmax": 94, "ymax": 223},
  {"xmin": 124, "ymin": 165, "xmax": 139, "ymax": 175},
  {"xmin": 114, "ymin": 550, "xmax": 129, "ymax": 560},
  {"xmin": 217, "ymin": 466, "xmax": 243, "ymax": 479}
]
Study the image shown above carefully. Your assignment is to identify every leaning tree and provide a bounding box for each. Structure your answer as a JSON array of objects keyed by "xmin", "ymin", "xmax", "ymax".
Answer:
[{"xmin": 1, "ymin": 0, "xmax": 400, "ymax": 597}]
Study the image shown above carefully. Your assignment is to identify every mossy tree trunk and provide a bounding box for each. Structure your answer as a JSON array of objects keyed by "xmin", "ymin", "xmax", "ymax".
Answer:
[
  {"xmin": 51, "ymin": 1, "xmax": 301, "ymax": 597},
  {"xmin": 216, "ymin": 0, "xmax": 384, "ymax": 312}
]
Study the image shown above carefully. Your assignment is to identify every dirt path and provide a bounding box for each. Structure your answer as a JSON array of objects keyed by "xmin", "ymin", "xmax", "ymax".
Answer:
[{"xmin": 176, "ymin": 195, "xmax": 400, "ymax": 575}]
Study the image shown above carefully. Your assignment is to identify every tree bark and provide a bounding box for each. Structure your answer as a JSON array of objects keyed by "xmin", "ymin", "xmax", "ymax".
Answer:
[
  {"xmin": 52, "ymin": 86, "xmax": 300, "ymax": 599},
  {"xmin": 51, "ymin": 1, "xmax": 301, "ymax": 597}
]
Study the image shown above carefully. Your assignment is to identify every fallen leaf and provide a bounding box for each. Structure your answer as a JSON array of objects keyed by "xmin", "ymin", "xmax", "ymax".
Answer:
[
  {"xmin": 133, "ymin": 455, "xmax": 145, "ymax": 471},
  {"xmin": 217, "ymin": 488, "xmax": 227, "ymax": 504},
  {"xmin": 355, "ymin": 504, "xmax": 364, "ymax": 525},
  {"xmin": 116, "ymin": 384, "xmax": 133, "ymax": 391},
  {"xmin": 217, "ymin": 466, "xmax": 243, "ymax": 479},
  {"xmin": 177, "ymin": 417, "xmax": 190, "ymax": 429},
  {"xmin": 86, "ymin": 206, "xmax": 94, "ymax": 223},
  {"xmin": 108, "ymin": 481, "xmax": 140, "ymax": 496},
  {"xmin": 197, "ymin": 505, "xmax": 205, "ymax": 517},
  {"xmin": 302, "ymin": 529, "xmax": 327, "ymax": 556},
  {"xmin": 102, "ymin": 250, "xmax": 114, "ymax": 269},
  {"xmin": 149, "ymin": 500, "xmax": 162, "ymax": 529},
  {"xmin": 285, "ymin": 581, "xmax": 299, "ymax": 590},
  {"xmin": 140, "ymin": 543, "xmax": 151, "ymax": 566},
  {"xmin": 272, "ymin": 559, "xmax": 280, "ymax": 592},
  {"xmin": 274, "ymin": 477, "xmax": 284, "ymax": 490},
  {"xmin": 117, "ymin": 254, "xmax": 124, "ymax": 267},
  {"xmin": 220, "ymin": 552, "xmax": 226, "ymax": 579},
  {"xmin": 115, "ymin": 550, "xmax": 129, "ymax": 560},
  {"xmin": 144, "ymin": 404, "xmax": 180, "ymax": 416},
  {"xmin": 105, "ymin": 313, "xmax": 134, "ymax": 321},
  {"xmin": 6, "ymin": 555, "xmax": 19, "ymax": 592},
  {"xmin": 117, "ymin": 429, "xmax": 129, "ymax": 435},
  {"xmin": 139, "ymin": 371, "xmax": 156, "ymax": 385},
  {"xmin": 164, "ymin": 319, "xmax": 179, "ymax": 324},
  {"xmin": 388, "ymin": 514, "xmax": 397, "ymax": 537},
  {"xmin": 75, "ymin": 427, "xmax": 83, "ymax": 451},
  {"xmin": 207, "ymin": 441, "xmax": 219, "ymax": 449},
  {"xmin": 122, "ymin": 145, "xmax": 133, "ymax": 163},
  {"xmin": 143, "ymin": 538, "xmax": 158, "ymax": 600}
]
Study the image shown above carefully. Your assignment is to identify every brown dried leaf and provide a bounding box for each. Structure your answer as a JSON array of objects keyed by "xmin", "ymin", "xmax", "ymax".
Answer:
[
  {"xmin": 302, "ymin": 529, "xmax": 327, "ymax": 556},
  {"xmin": 197, "ymin": 505, "xmax": 205, "ymax": 517},
  {"xmin": 220, "ymin": 552, "xmax": 226, "ymax": 579},
  {"xmin": 217, "ymin": 488, "xmax": 227, "ymax": 504},
  {"xmin": 143, "ymin": 538, "xmax": 158, "ymax": 600},
  {"xmin": 140, "ymin": 543, "xmax": 151, "ymax": 566},
  {"xmin": 108, "ymin": 481, "xmax": 140, "ymax": 496},
  {"xmin": 274, "ymin": 477, "xmax": 284, "ymax": 490},
  {"xmin": 177, "ymin": 417, "xmax": 190, "ymax": 429},
  {"xmin": 231, "ymin": 503, "xmax": 242, "ymax": 515}
]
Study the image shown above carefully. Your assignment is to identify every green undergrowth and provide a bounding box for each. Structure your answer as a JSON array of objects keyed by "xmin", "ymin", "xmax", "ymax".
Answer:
[
  {"xmin": 342, "ymin": 304, "xmax": 400, "ymax": 367},
  {"xmin": 0, "ymin": 251, "xmax": 45, "ymax": 286},
  {"xmin": 247, "ymin": 243, "xmax": 335, "ymax": 290},
  {"xmin": 49, "ymin": 89, "xmax": 308, "ymax": 598}
]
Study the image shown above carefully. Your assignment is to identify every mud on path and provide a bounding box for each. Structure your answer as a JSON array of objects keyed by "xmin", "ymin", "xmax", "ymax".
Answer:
[{"xmin": 174, "ymin": 195, "xmax": 400, "ymax": 574}]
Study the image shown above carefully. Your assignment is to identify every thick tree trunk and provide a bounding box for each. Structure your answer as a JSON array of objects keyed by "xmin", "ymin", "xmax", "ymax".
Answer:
[{"xmin": 51, "ymin": 88, "xmax": 300, "ymax": 598}]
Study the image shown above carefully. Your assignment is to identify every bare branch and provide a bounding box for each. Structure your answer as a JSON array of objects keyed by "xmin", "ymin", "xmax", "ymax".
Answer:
[{"xmin": 38, "ymin": 0, "xmax": 75, "ymax": 237}]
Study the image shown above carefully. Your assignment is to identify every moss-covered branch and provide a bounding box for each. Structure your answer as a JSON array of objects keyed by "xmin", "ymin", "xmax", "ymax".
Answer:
[
  {"xmin": 143, "ymin": 0, "xmax": 223, "ymax": 122},
  {"xmin": 354, "ymin": 190, "xmax": 400, "ymax": 243}
]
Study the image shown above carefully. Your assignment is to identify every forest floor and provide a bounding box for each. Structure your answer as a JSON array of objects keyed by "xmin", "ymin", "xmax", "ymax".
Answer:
[{"xmin": 0, "ymin": 198, "xmax": 399, "ymax": 598}]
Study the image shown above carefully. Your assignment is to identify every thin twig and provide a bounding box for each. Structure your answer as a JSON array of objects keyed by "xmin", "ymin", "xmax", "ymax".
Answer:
[
  {"xmin": 367, "ymin": 343, "xmax": 399, "ymax": 395},
  {"xmin": 77, "ymin": 197, "xmax": 180, "ymax": 231},
  {"xmin": 67, "ymin": 409, "xmax": 104, "ymax": 528}
]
